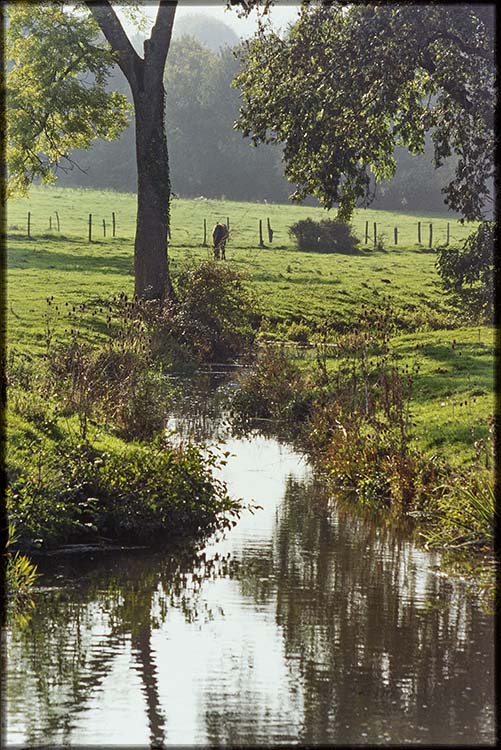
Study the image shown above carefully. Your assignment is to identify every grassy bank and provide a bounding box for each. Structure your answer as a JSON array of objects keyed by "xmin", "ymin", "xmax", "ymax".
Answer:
[{"xmin": 5, "ymin": 186, "xmax": 495, "ymax": 591}]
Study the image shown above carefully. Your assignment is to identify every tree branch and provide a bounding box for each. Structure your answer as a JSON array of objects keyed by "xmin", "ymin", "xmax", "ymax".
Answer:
[
  {"xmin": 84, "ymin": 0, "xmax": 141, "ymax": 84},
  {"xmin": 431, "ymin": 30, "xmax": 493, "ymax": 62},
  {"xmin": 146, "ymin": 0, "xmax": 177, "ymax": 72}
]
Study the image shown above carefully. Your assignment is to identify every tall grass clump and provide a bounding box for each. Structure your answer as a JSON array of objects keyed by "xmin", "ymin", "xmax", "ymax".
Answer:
[
  {"xmin": 3, "ymin": 524, "xmax": 40, "ymax": 625},
  {"xmin": 421, "ymin": 423, "xmax": 496, "ymax": 552}
]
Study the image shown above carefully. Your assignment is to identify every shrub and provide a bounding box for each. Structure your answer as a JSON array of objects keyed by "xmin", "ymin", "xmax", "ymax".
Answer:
[
  {"xmin": 231, "ymin": 346, "xmax": 314, "ymax": 425},
  {"xmin": 288, "ymin": 218, "xmax": 360, "ymax": 253},
  {"xmin": 7, "ymin": 438, "xmax": 240, "ymax": 549},
  {"xmin": 436, "ymin": 221, "xmax": 494, "ymax": 322},
  {"xmin": 100, "ymin": 263, "xmax": 258, "ymax": 367},
  {"xmin": 172, "ymin": 261, "xmax": 258, "ymax": 362}
]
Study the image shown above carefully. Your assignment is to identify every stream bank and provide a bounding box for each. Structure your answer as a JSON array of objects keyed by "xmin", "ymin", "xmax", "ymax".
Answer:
[{"xmin": 6, "ymin": 373, "xmax": 496, "ymax": 746}]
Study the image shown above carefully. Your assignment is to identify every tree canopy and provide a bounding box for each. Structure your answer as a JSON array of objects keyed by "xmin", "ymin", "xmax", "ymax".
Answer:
[
  {"xmin": 234, "ymin": 3, "xmax": 495, "ymax": 221},
  {"xmin": 436, "ymin": 221, "xmax": 494, "ymax": 322},
  {"xmin": 6, "ymin": 3, "xmax": 130, "ymax": 198}
]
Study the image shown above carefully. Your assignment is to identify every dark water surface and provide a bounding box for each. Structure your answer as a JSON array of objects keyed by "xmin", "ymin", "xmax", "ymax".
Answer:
[{"xmin": 6, "ymin": 377, "xmax": 496, "ymax": 746}]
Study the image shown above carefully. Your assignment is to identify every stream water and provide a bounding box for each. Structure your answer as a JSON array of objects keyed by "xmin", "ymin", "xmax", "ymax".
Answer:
[{"xmin": 5, "ymin": 375, "xmax": 496, "ymax": 746}]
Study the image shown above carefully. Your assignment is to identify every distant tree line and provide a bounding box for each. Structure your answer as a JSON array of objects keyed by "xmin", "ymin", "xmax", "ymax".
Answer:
[
  {"xmin": 56, "ymin": 30, "xmax": 292, "ymax": 203},
  {"xmin": 56, "ymin": 20, "xmax": 464, "ymax": 214}
]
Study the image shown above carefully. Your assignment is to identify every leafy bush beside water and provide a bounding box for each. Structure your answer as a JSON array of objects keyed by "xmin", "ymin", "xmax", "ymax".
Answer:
[
  {"xmin": 7, "ymin": 436, "xmax": 238, "ymax": 550},
  {"xmin": 230, "ymin": 314, "xmax": 495, "ymax": 551},
  {"xmin": 6, "ymin": 262, "xmax": 257, "ymax": 560}
]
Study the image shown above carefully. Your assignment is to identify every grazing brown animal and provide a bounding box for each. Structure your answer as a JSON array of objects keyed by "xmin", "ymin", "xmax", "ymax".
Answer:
[{"xmin": 212, "ymin": 222, "xmax": 229, "ymax": 260}]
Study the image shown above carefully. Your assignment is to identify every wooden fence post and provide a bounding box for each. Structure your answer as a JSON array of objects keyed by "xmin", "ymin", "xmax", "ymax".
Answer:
[
  {"xmin": 418, "ymin": 221, "xmax": 421, "ymax": 244},
  {"xmin": 259, "ymin": 219, "xmax": 265, "ymax": 247},
  {"xmin": 373, "ymin": 222, "xmax": 377, "ymax": 247},
  {"xmin": 394, "ymin": 227, "xmax": 398, "ymax": 245},
  {"xmin": 88, "ymin": 214, "xmax": 92, "ymax": 243},
  {"xmin": 112, "ymin": 212, "xmax": 116, "ymax": 238},
  {"xmin": 55, "ymin": 211, "xmax": 60, "ymax": 232},
  {"xmin": 227, "ymin": 217, "xmax": 230, "ymax": 231},
  {"xmin": 429, "ymin": 223, "xmax": 433, "ymax": 249},
  {"xmin": 203, "ymin": 218, "xmax": 207, "ymax": 246},
  {"xmin": 446, "ymin": 222, "xmax": 450, "ymax": 245},
  {"xmin": 103, "ymin": 219, "xmax": 106, "ymax": 238},
  {"xmin": 27, "ymin": 212, "xmax": 31, "ymax": 238},
  {"xmin": 365, "ymin": 220, "xmax": 369, "ymax": 244},
  {"xmin": 49, "ymin": 216, "xmax": 52, "ymax": 230},
  {"xmin": 267, "ymin": 217, "xmax": 273, "ymax": 243}
]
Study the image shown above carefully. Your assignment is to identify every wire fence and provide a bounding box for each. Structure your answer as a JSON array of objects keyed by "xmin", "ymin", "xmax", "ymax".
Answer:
[{"xmin": 11, "ymin": 208, "xmax": 476, "ymax": 250}]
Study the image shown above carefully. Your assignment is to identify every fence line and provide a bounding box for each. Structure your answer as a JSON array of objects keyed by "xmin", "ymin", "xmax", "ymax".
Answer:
[{"xmin": 12, "ymin": 210, "xmax": 472, "ymax": 250}]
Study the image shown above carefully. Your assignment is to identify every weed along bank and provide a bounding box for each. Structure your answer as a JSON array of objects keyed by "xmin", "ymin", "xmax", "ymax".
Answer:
[{"xmin": 5, "ymin": 188, "xmax": 495, "ymax": 747}]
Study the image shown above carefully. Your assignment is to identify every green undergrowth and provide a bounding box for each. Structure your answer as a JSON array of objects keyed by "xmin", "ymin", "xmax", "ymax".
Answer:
[
  {"xmin": 7, "ymin": 412, "xmax": 239, "ymax": 551},
  {"xmin": 5, "ymin": 261, "xmax": 256, "ymax": 586}
]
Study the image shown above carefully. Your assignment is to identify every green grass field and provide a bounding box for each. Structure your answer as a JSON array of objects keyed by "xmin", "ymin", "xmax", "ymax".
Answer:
[
  {"xmin": 6, "ymin": 186, "xmax": 476, "ymax": 343},
  {"xmin": 5, "ymin": 186, "xmax": 494, "ymax": 466}
]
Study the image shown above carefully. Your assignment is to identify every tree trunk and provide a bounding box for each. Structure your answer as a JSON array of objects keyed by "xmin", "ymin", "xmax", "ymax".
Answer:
[
  {"xmin": 133, "ymin": 76, "xmax": 173, "ymax": 300},
  {"xmin": 85, "ymin": 0, "xmax": 177, "ymax": 301}
]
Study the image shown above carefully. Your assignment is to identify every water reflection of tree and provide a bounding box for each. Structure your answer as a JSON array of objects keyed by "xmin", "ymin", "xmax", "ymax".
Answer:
[
  {"xmin": 7, "ymin": 549, "xmax": 217, "ymax": 746},
  {"xmin": 199, "ymin": 473, "xmax": 494, "ymax": 745},
  {"xmin": 270, "ymin": 476, "xmax": 494, "ymax": 744},
  {"xmin": 8, "ymin": 471, "xmax": 495, "ymax": 746}
]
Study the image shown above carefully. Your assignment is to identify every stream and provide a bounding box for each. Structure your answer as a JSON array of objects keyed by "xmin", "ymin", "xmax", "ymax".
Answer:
[{"xmin": 5, "ymin": 374, "xmax": 496, "ymax": 746}]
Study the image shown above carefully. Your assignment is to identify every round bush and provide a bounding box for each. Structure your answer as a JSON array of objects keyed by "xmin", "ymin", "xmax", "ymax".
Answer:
[{"xmin": 289, "ymin": 218, "xmax": 360, "ymax": 253}]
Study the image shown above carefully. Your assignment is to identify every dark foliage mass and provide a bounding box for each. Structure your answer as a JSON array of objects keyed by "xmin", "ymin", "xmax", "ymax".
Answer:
[
  {"xmin": 436, "ymin": 222, "xmax": 495, "ymax": 323},
  {"xmin": 235, "ymin": 4, "xmax": 495, "ymax": 221},
  {"xmin": 289, "ymin": 218, "xmax": 360, "ymax": 254}
]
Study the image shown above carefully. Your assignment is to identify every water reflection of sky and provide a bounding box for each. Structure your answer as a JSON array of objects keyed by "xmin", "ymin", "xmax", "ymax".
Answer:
[{"xmin": 7, "ymin": 431, "xmax": 495, "ymax": 746}]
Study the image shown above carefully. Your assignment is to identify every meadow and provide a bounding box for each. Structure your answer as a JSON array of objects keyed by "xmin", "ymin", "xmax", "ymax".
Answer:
[{"xmin": 5, "ymin": 185, "xmax": 494, "ymax": 470}]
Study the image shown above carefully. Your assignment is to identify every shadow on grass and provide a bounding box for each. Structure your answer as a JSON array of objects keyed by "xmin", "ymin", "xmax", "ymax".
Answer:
[
  {"xmin": 291, "ymin": 247, "xmax": 371, "ymax": 257},
  {"xmin": 251, "ymin": 272, "xmax": 347, "ymax": 285},
  {"xmin": 396, "ymin": 341, "xmax": 494, "ymax": 405},
  {"xmin": 7, "ymin": 246, "xmax": 133, "ymax": 275},
  {"xmin": 423, "ymin": 420, "xmax": 489, "ymax": 449}
]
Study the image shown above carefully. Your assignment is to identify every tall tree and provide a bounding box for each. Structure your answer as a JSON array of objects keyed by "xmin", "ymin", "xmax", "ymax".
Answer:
[
  {"xmin": 234, "ymin": 3, "xmax": 495, "ymax": 222},
  {"xmin": 6, "ymin": 3, "xmax": 130, "ymax": 195},
  {"xmin": 84, "ymin": 0, "xmax": 177, "ymax": 300},
  {"xmin": 7, "ymin": 1, "xmax": 180, "ymax": 300}
]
